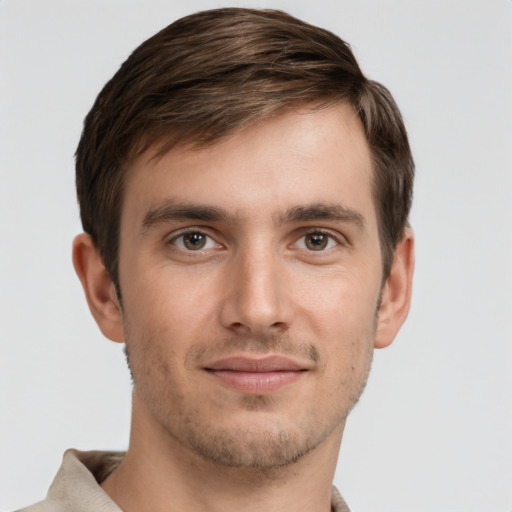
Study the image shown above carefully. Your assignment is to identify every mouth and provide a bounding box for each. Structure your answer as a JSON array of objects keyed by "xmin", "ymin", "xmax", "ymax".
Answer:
[{"xmin": 204, "ymin": 356, "xmax": 308, "ymax": 394}]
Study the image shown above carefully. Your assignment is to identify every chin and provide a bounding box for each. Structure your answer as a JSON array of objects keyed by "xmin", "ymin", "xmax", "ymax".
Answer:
[{"xmin": 171, "ymin": 409, "xmax": 343, "ymax": 470}]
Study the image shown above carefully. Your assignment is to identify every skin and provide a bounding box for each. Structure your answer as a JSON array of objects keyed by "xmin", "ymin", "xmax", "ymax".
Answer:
[{"xmin": 73, "ymin": 102, "xmax": 414, "ymax": 512}]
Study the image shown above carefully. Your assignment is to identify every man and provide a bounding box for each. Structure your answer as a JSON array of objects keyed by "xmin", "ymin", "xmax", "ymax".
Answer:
[{"xmin": 20, "ymin": 7, "xmax": 414, "ymax": 512}]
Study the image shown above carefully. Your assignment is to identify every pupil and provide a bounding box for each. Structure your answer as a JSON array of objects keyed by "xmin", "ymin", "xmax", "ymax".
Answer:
[
  {"xmin": 307, "ymin": 233, "xmax": 327, "ymax": 250},
  {"xmin": 184, "ymin": 233, "xmax": 206, "ymax": 249}
]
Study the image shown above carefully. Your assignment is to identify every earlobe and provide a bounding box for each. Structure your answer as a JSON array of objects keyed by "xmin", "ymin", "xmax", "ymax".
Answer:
[
  {"xmin": 374, "ymin": 228, "xmax": 415, "ymax": 349},
  {"xmin": 72, "ymin": 233, "xmax": 125, "ymax": 343}
]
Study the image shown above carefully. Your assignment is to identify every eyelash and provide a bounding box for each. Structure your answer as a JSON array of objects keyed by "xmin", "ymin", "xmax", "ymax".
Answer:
[
  {"xmin": 167, "ymin": 227, "xmax": 345, "ymax": 253},
  {"xmin": 294, "ymin": 229, "xmax": 344, "ymax": 252},
  {"xmin": 168, "ymin": 228, "xmax": 220, "ymax": 252}
]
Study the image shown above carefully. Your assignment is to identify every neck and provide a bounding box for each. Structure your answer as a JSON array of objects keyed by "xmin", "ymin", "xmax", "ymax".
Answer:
[{"xmin": 101, "ymin": 391, "xmax": 344, "ymax": 512}]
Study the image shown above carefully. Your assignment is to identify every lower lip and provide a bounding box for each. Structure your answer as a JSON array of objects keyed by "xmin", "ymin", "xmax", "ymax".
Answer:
[{"xmin": 208, "ymin": 370, "xmax": 304, "ymax": 394}]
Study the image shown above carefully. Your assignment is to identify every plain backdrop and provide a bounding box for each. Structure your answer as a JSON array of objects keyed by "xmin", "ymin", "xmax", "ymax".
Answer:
[{"xmin": 1, "ymin": 1, "xmax": 511, "ymax": 511}]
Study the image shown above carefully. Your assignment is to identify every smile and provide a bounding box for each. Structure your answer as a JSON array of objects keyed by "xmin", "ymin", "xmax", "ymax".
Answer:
[{"xmin": 204, "ymin": 356, "xmax": 308, "ymax": 394}]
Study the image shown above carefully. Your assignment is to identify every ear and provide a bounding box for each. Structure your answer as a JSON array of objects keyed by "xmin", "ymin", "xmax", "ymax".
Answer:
[
  {"xmin": 374, "ymin": 228, "xmax": 415, "ymax": 349},
  {"xmin": 72, "ymin": 233, "xmax": 125, "ymax": 343}
]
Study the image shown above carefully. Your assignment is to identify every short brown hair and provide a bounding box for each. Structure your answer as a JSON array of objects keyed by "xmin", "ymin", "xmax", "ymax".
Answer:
[{"xmin": 76, "ymin": 8, "xmax": 414, "ymax": 291}]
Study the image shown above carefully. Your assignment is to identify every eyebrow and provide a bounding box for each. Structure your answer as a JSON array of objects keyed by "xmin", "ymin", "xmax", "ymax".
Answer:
[
  {"xmin": 141, "ymin": 201, "xmax": 365, "ymax": 232},
  {"xmin": 277, "ymin": 203, "xmax": 365, "ymax": 229},
  {"xmin": 142, "ymin": 203, "xmax": 235, "ymax": 231}
]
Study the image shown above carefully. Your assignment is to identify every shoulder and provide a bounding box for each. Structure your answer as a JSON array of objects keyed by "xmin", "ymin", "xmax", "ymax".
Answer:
[
  {"xmin": 14, "ymin": 499, "xmax": 68, "ymax": 512},
  {"xmin": 14, "ymin": 449, "xmax": 125, "ymax": 512},
  {"xmin": 331, "ymin": 485, "xmax": 351, "ymax": 512}
]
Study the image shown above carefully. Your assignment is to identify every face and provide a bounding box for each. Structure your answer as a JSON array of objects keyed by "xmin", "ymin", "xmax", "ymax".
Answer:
[{"xmin": 117, "ymin": 103, "xmax": 384, "ymax": 468}]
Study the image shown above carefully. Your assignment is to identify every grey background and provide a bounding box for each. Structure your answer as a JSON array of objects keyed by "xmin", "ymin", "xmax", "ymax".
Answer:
[{"xmin": 1, "ymin": 0, "xmax": 511, "ymax": 510}]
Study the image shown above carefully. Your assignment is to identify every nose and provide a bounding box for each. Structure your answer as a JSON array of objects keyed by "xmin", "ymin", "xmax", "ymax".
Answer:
[{"xmin": 219, "ymin": 246, "xmax": 294, "ymax": 336}]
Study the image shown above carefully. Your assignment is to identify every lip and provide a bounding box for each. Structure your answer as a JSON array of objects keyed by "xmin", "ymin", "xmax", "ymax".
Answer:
[
  {"xmin": 204, "ymin": 356, "xmax": 307, "ymax": 394},
  {"xmin": 206, "ymin": 356, "xmax": 305, "ymax": 372}
]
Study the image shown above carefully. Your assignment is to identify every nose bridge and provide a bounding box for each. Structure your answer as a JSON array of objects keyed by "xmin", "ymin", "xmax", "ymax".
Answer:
[{"xmin": 221, "ymin": 238, "xmax": 292, "ymax": 334}]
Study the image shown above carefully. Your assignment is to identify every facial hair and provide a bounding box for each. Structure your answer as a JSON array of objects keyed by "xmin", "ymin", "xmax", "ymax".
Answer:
[{"xmin": 124, "ymin": 328, "xmax": 375, "ymax": 470}]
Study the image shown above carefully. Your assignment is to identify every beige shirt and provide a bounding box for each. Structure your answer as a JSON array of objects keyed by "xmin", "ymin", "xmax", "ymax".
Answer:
[{"xmin": 18, "ymin": 449, "xmax": 350, "ymax": 512}]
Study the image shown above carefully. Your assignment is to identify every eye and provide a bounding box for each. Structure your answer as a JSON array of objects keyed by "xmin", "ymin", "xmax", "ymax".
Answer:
[
  {"xmin": 171, "ymin": 231, "xmax": 218, "ymax": 251},
  {"xmin": 296, "ymin": 231, "xmax": 339, "ymax": 251}
]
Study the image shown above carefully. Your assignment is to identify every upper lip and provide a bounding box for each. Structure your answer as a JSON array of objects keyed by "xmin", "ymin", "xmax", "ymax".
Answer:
[{"xmin": 205, "ymin": 356, "xmax": 307, "ymax": 372}]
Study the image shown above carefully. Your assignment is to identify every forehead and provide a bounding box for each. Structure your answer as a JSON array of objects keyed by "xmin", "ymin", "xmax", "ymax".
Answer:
[{"xmin": 122, "ymin": 103, "xmax": 375, "ymax": 228}]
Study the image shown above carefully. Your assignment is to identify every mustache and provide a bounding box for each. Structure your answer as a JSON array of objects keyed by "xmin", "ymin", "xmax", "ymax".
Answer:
[{"xmin": 185, "ymin": 334, "xmax": 321, "ymax": 367}]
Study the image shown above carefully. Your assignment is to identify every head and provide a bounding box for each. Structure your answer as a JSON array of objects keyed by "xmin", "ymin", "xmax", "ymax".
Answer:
[
  {"xmin": 73, "ymin": 8, "xmax": 414, "ymax": 471},
  {"xmin": 75, "ymin": 8, "xmax": 413, "ymax": 295}
]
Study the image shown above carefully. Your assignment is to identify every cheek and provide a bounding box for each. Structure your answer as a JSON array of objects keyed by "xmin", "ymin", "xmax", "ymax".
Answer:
[
  {"xmin": 292, "ymin": 269, "xmax": 379, "ymax": 388},
  {"xmin": 120, "ymin": 269, "xmax": 223, "ymax": 400},
  {"xmin": 124, "ymin": 266, "xmax": 219, "ymax": 336},
  {"xmin": 293, "ymin": 267, "xmax": 380, "ymax": 339},
  {"xmin": 122, "ymin": 290, "xmax": 190, "ymax": 406}
]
